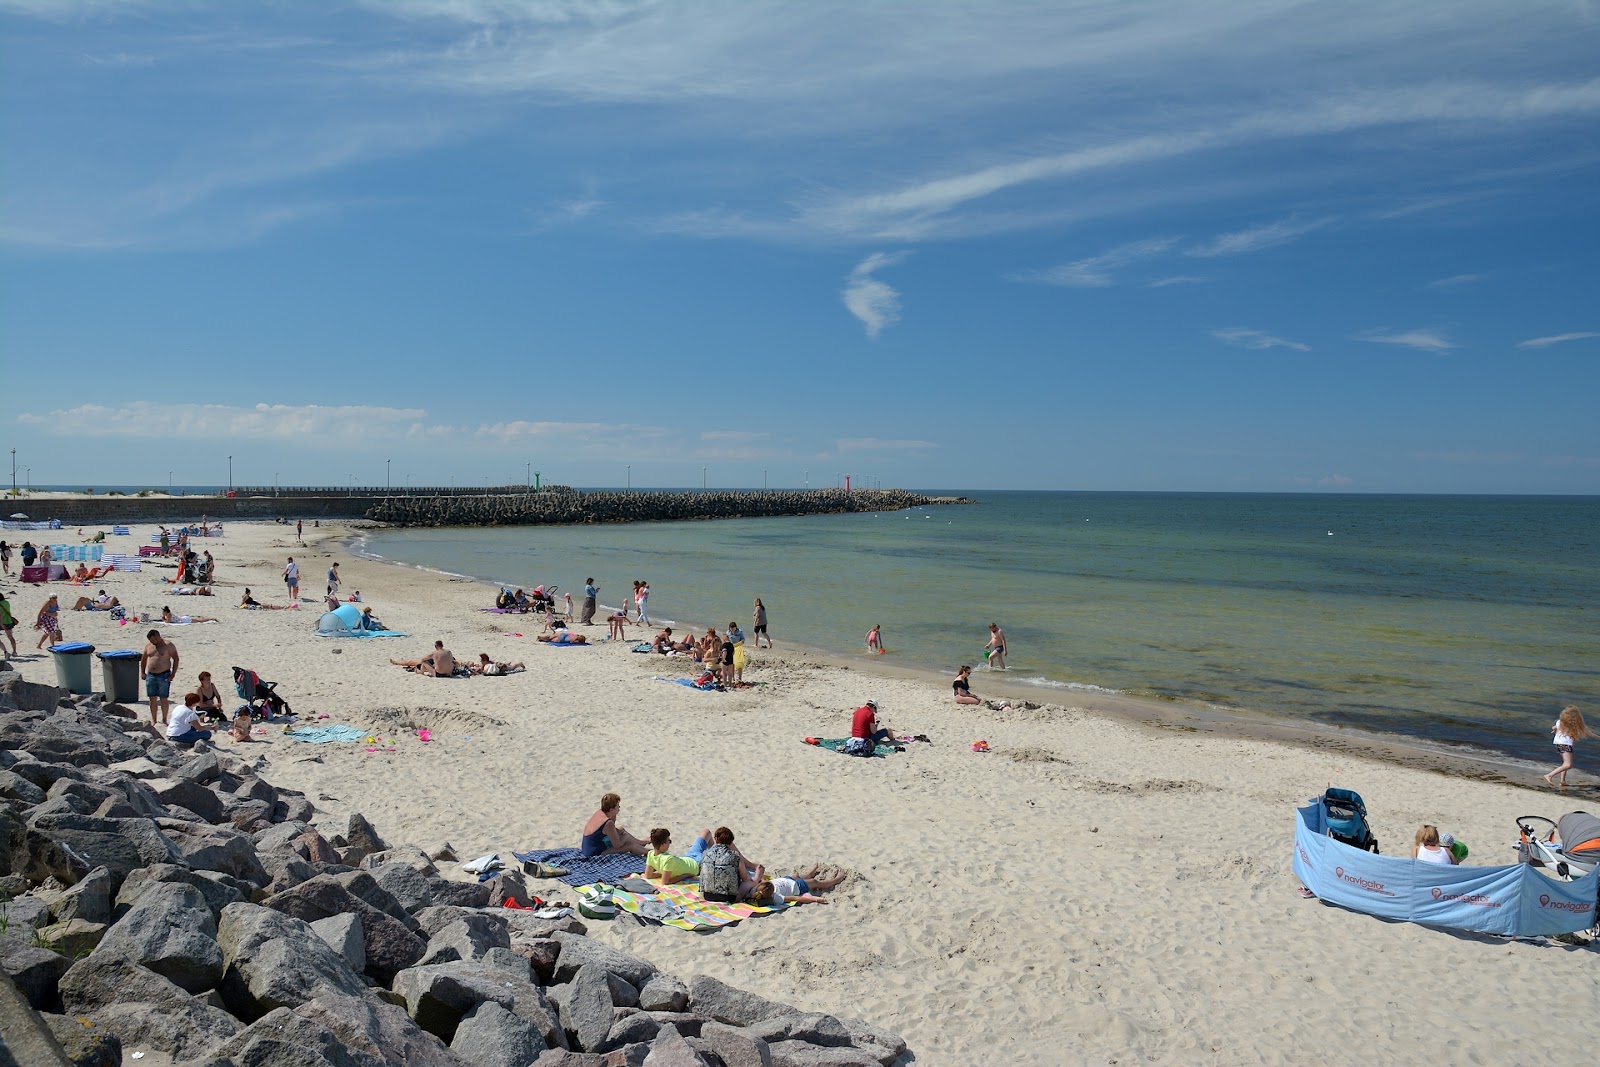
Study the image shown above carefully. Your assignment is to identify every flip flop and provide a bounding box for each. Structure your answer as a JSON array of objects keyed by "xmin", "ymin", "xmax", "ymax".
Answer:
[{"xmin": 1297, "ymin": 886, "xmax": 1316, "ymax": 899}]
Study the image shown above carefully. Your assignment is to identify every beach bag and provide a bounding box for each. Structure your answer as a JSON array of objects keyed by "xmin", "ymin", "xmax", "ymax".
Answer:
[
  {"xmin": 699, "ymin": 844, "xmax": 740, "ymax": 902},
  {"xmin": 578, "ymin": 885, "xmax": 617, "ymax": 920},
  {"xmin": 844, "ymin": 736, "xmax": 875, "ymax": 757}
]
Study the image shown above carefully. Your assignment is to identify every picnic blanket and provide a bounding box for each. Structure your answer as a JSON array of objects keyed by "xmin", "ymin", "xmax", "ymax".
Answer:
[
  {"xmin": 809, "ymin": 737, "xmax": 902, "ymax": 756},
  {"xmin": 284, "ymin": 725, "xmax": 368, "ymax": 743},
  {"xmin": 513, "ymin": 848, "xmax": 644, "ymax": 888},
  {"xmin": 675, "ymin": 677, "xmax": 722, "ymax": 691},
  {"xmin": 582, "ymin": 880, "xmax": 787, "ymax": 932}
]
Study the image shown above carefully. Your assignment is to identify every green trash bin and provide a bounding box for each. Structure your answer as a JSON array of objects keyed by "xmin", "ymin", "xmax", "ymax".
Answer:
[
  {"xmin": 97, "ymin": 649, "xmax": 141, "ymax": 703},
  {"xmin": 49, "ymin": 641, "xmax": 96, "ymax": 695}
]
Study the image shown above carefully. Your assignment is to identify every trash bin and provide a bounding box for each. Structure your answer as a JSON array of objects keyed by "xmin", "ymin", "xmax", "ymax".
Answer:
[
  {"xmin": 49, "ymin": 641, "xmax": 96, "ymax": 694},
  {"xmin": 97, "ymin": 649, "xmax": 141, "ymax": 703}
]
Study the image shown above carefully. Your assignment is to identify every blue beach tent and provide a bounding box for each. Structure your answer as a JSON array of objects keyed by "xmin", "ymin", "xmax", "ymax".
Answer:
[{"xmin": 314, "ymin": 602, "xmax": 407, "ymax": 638}]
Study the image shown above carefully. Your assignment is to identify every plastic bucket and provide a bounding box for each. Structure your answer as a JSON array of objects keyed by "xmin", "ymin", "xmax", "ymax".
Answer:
[
  {"xmin": 49, "ymin": 641, "xmax": 96, "ymax": 694},
  {"xmin": 96, "ymin": 649, "xmax": 141, "ymax": 703}
]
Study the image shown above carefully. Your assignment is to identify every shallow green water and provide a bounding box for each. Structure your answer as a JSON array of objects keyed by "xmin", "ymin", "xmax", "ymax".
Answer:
[{"xmin": 359, "ymin": 491, "xmax": 1600, "ymax": 766}]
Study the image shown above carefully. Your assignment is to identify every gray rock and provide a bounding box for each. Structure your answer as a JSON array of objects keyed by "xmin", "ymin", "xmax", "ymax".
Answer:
[
  {"xmin": 419, "ymin": 914, "xmax": 511, "ymax": 966},
  {"xmin": 176, "ymin": 750, "xmax": 221, "ymax": 784},
  {"xmin": 647, "ymin": 1013, "xmax": 709, "ymax": 1039},
  {"xmin": 1, "ymin": 929, "xmax": 72, "ymax": 1009},
  {"xmin": 25, "ymin": 812, "xmax": 183, "ymax": 892},
  {"xmin": 2, "ymin": 893, "xmax": 55, "ymax": 932},
  {"xmin": 216, "ymin": 902, "xmax": 371, "ymax": 1021},
  {"xmin": 552, "ymin": 932, "xmax": 657, "ymax": 987},
  {"xmin": 95, "ymin": 882, "xmax": 223, "ymax": 993},
  {"xmin": 513, "ymin": 936, "xmax": 561, "ymax": 985},
  {"xmin": 254, "ymin": 820, "xmax": 314, "ymax": 857},
  {"xmin": 765, "ymin": 1043, "xmax": 879, "ymax": 1067},
  {"xmin": 263, "ymin": 852, "xmax": 318, "ymax": 895},
  {"xmin": 451, "ymin": 999, "xmax": 549, "ymax": 1067},
  {"xmin": 331, "ymin": 870, "xmax": 422, "ymax": 931},
  {"xmin": 601, "ymin": 1012, "xmax": 662, "ymax": 1053},
  {"xmin": 370, "ymin": 861, "xmax": 435, "ymax": 914},
  {"xmin": 481, "ymin": 947, "xmax": 532, "ymax": 981},
  {"xmin": 296, "ymin": 992, "xmax": 469, "ymax": 1067},
  {"xmin": 279, "ymin": 795, "xmax": 318, "ymax": 823},
  {"xmin": 746, "ymin": 1013, "xmax": 851, "ymax": 1048},
  {"xmin": 201, "ymin": 1005, "xmax": 382, "ymax": 1067},
  {"xmin": 360, "ymin": 844, "xmax": 438, "ymax": 875},
  {"xmin": 47, "ymin": 778, "xmax": 121, "ymax": 813},
  {"xmin": 607, "ymin": 972, "xmax": 640, "ymax": 1008},
  {"xmin": 835, "ymin": 1016, "xmax": 907, "ymax": 1065},
  {"xmin": 502, "ymin": 911, "xmax": 588, "ymax": 939},
  {"xmin": 686, "ymin": 975, "xmax": 794, "ymax": 1027},
  {"xmin": 0, "ymin": 768, "xmax": 47, "ymax": 805},
  {"xmin": 638, "ymin": 975, "xmax": 689, "ymax": 1013},
  {"xmin": 643, "ymin": 1026, "xmax": 716, "ymax": 1067},
  {"xmin": 340, "ymin": 811, "xmax": 388, "ymax": 864},
  {"xmin": 263, "ymin": 875, "xmax": 426, "ymax": 983},
  {"xmin": 59, "ymin": 953, "xmax": 242, "ymax": 1059},
  {"xmin": 311, "ymin": 913, "xmax": 366, "ymax": 973},
  {"xmin": 146, "ymin": 777, "xmax": 225, "ymax": 823},
  {"xmin": 4, "ymin": 756, "xmax": 87, "ymax": 792},
  {"xmin": 562, "ymin": 963, "xmax": 618, "ymax": 1051},
  {"xmin": 42, "ymin": 1012, "xmax": 122, "ymax": 1067},
  {"xmin": 391, "ymin": 961, "xmax": 564, "ymax": 1049},
  {"xmin": 35, "ymin": 918, "xmax": 107, "ymax": 957},
  {"xmin": 114, "ymin": 863, "xmax": 247, "ymax": 921},
  {"xmin": 47, "ymin": 865, "xmax": 112, "ymax": 925},
  {"xmin": 696, "ymin": 1021, "xmax": 773, "ymax": 1067},
  {"xmin": 163, "ymin": 820, "xmax": 270, "ymax": 885},
  {"xmin": 414, "ymin": 905, "xmax": 480, "ymax": 939},
  {"xmin": 429, "ymin": 879, "xmax": 491, "ymax": 909}
]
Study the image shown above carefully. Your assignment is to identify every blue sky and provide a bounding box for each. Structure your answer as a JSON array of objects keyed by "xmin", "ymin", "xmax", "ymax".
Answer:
[{"xmin": 2, "ymin": 1, "xmax": 1598, "ymax": 493}]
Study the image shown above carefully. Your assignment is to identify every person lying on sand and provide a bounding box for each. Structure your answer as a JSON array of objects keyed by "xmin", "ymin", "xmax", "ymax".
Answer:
[
  {"xmin": 644, "ymin": 826, "xmax": 712, "ymax": 885},
  {"xmin": 161, "ymin": 607, "xmax": 218, "ymax": 624},
  {"xmin": 391, "ymin": 640, "xmax": 458, "ymax": 676},
  {"xmin": 239, "ymin": 588, "xmax": 292, "ymax": 610},
  {"xmin": 470, "ymin": 652, "xmax": 525, "ymax": 675},
  {"xmin": 580, "ymin": 792, "xmax": 649, "ymax": 857},
  {"xmin": 170, "ymin": 585, "xmax": 214, "ymax": 596},
  {"xmin": 537, "ymin": 631, "xmax": 587, "ymax": 645},
  {"xmin": 71, "ymin": 591, "xmax": 120, "ymax": 611},
  {"xmin": 748, "ymin": 865, "xmax": 848, "ymax": 905}
]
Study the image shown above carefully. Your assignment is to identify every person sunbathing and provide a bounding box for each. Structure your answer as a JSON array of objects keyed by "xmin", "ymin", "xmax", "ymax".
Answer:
[
  {"xmin": 239, "ymin": 588, "xmax": 291, "ymax": 610},
  {"xmin": 170, "ymin": 585, "xmax": 213, "ymax": 596},
  {"xmin": 748, "ymin": 865, "xmax": 849, "ymax": 905},
  {"xmin": 392, "ymin": 640, "xmax": 459, "ymax": 675},
  {"xmin": 651, "ymin": 627, "xmax": 676, "ymax": 653},
  {"xmin": 580, "ymin": 793, "xmax": 649, "ymax": 857},
  {"xmin": 470, "ymin": 652, "xmax": 525, "ymax": 676},
  {"xmin": 161, "ymin": 606, "xmax": 218, "ymax": 624},
  {"xmin": 71, "ymin": 591, "xmax": 120, "ymax": 611},
  {"xmin": 70, "ymin": 563, "xmax": 92, "ymax": 585},
  {"xmin": 537, "ymin": 631, "xmax": 587, "ymax": 645},
  {"xmin": 644, "ymin": 827, "xmax": 712, "ymax": 885}
]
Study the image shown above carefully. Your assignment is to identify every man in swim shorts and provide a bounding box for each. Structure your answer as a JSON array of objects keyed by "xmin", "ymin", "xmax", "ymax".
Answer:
[{"xmin": 140, "ymin": 628, "xmax": 180, "ymax": 726}]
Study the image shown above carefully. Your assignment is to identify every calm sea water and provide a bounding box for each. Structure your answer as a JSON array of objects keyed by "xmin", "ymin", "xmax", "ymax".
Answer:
[{"xmin": 358, "ymin": 492, "xmax": 1600, "ymax": 766}]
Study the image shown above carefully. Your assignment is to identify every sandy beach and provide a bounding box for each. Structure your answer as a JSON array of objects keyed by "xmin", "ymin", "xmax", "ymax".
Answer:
[{"xmin": 5, "ymin": 519, "xmax": 1593, "ymax": 1066}]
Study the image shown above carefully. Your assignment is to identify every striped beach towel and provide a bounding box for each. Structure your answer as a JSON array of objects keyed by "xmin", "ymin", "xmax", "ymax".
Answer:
[
  {"xmin": 101, "ymin": 553, "xmax": 142, "ymax": 572},
  {"xmin": 584, "ymin": 881, "xmax": 787, "ymax": 932}
]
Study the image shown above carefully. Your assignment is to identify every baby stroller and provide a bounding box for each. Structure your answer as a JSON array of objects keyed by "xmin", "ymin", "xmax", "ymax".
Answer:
[
  {"xmin": 529, "ymin": 584, "xmax": 558, "ymax": 612},
  {"xmin": 1320, "ymin": 787, "xmax": 1380, "ymax": 853},
  {"xmin": 233, "ymin": 666, "xmax": 292, "ymax": 721},
  {"xmin": 1516, "ymin": 811, "xmax": 1600, "ymax": 880}
]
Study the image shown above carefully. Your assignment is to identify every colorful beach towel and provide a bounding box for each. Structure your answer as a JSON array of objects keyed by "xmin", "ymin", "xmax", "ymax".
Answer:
[
  {"xmin": 513, "ymin": 849, "xmax": 644, "ymax": 887},
  {"xmin": 808, "ymin": 737, "xmax": 902, "ymax": 756},
  {"xmin": 581, "ymin": 880, "xmax": 787, "ymax": 932},
  {"xmin": 284, "ymin": 725, "xmax": 368, "ymax": 743}
]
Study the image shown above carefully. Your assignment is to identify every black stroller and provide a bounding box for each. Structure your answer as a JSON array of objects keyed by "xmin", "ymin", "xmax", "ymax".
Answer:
[
  {"xmin": 233, "ymin": 666, "xmax": 292, "ymax": 721},
  {"xmin": 1320, "ymin": 787, "xmax": 1380, "ymax": 853}
]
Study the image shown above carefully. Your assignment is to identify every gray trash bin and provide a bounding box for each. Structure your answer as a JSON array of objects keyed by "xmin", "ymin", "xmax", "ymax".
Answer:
[
  {"xmin": 97, "ymin": 649, "xmax": 141, "ymax": 703},
  {"xmin": 49, "ymin": 641, "xmax": 96, "ymax": 694}
]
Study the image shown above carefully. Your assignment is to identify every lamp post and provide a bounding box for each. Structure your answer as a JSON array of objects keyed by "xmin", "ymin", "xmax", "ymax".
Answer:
[
  {"xmin": 387, "ymin": 459, "xmax": 391, "ymax": 490},
  {"xmin": 10, "ymin": 448, "xmax": 15, "ymax": 496},
  {"xmin": 227, "ymin": 456, "xmax": 233, "ymax": 493},
  {"xmin": 701, "ymin": 467, "xmax": 707, "ymax": 490},
  {"xmin": 763, "ymin": 469, "xmax": 767, "ymax": 490},
  {"xmin": 526, "ymin": 462, "xmax": 531, "ymax": 489},
  {"xmin": 168, "ymin": 470, "xmax": 173, "ymax": 494}
]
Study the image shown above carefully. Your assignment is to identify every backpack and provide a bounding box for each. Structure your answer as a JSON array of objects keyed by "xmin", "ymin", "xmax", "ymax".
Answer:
[
  {"xmin": 698, "ymin": 844, "xmax": 740, "ymax": 902},
  {"xmin": 577, "ymin": 885, "xmax": 617, "ymax": 920}
]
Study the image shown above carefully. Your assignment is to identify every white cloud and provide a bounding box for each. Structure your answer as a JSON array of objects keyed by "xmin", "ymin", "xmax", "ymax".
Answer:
[
  {"xmin": 700, "ymin": 430, "xmax": 770, "ymax": 442},
  {"xmin": 1357, "ymin": 327, "xmax": 1457, "ymax": 352},
  {"xmin": 1424, "ymin": 273, "xmax": 1487, "ymax": 290},
  {"xmin": 1319, "ymin": 474, "xmax": 1353, "ymax": 486},
  {"xmin": 1212, "ymin": 327, "xmax": 1310, "ymax": 352},
  {"xmin": 1019, "ymin": 237, "xmax": 1177, "ymax": 288},
  {"xmin": 1186, "ymin": 216, "xmax": 1332, "ymax": 258},
  {"xmin": 474, "ymin": 420, "xmax": 646, "ymax": 442},
  {"xmin": 835, "ymin": 437, "xmax": 937, "ymax": 453},
  {"xmin": 15, "ymin": 402, "xmax": 441, "ymax": 439},
  {"xmin": 1147, "ymin": 275, "xmax": 1206, "ymax": 288},
  {"xmin": 842, "ymin": 252, "xmax": 907, "ymax": 338},
  {"xmin": 1517, "ymin": 331, "xmax": 1600, "ymax": 349}
]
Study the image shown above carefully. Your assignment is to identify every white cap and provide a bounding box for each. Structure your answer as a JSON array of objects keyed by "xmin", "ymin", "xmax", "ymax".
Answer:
[{"xmin": 1439, "ymin": 832, "xmax": 1454, "ymax": 847}]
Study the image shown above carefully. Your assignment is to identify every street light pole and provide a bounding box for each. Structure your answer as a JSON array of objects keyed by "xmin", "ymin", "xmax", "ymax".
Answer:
[
  {"xmin": 228, "ymin": 456, "xmax": 233, "ymax": 493},
  {"xmin": 526, "ymin": 462, "xmax": 531, "ymax": 489},
  {"xmin": 763, "ymin": 469, "xmax": 767, "ymax": 490},
  {"xmin": 702, "ymin": 467, "xmax": 707, "ymax": 490},
  {"xmin": 10, "ymin": 448, "xmax": 15, "ymax": 496},
  {"xmin": 168, "ymin": 470, "xmax": 173, "ymax": 494},
  {"xmin": 387, "ymin": 459, "xmax": 391, "ymax": 490},
  {"xmin": 626, "ymin": 465, "xmax": 631, "ymax": 491}
]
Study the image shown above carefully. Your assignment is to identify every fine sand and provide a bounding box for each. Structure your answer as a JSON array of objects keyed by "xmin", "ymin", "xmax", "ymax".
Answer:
[{"xmin": 6, "ymin": 519, "xmax": 1593, "ymax": 1066}]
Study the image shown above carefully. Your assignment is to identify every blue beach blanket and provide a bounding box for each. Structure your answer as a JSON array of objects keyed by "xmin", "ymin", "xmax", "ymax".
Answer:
[
  {"xmin": 284, "ymin": 725, "xmax": 369, "ymax": 743},
  {"xmin": 513, "ymin": 848, "xmax": 645, "ymax": 888}
]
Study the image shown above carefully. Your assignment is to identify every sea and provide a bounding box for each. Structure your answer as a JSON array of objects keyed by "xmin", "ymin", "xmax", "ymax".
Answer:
[{"xmin": 356, "ymin": 491, "xmax": 1598, "ymax": 768}]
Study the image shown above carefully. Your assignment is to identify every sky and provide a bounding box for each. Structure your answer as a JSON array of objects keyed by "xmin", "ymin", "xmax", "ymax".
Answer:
[{"xmin": 2, "ymin": 1, "xmax": 1599, "ymax": 494}]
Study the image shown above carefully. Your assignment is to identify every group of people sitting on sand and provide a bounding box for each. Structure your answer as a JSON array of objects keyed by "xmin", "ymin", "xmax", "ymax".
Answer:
[
  {"xmin": 580, "ymin": 793, "xmax": 845, "ymax": 906},
  {"xmin": 391, "ymin": 641, "xmax": 530, "ymax": 677},
  {"xmin": 647, "ymin": 622, "xmax": 747, "ymax": 684}
]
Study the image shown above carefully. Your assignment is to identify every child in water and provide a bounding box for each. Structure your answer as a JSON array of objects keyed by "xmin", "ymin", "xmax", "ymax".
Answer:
[
  {"xmin": 1544, "ymin": 705, "xmax": 1591, "ymax": 788},
  {"xmin": 866, "ymin": 624, "xmax": 884, "ymax": 654}
]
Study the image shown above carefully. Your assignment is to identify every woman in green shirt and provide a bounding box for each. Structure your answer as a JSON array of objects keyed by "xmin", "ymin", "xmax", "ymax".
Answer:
[{"xmin": 644, "ymin": 827, "xmax": 712, "ymax": 885}]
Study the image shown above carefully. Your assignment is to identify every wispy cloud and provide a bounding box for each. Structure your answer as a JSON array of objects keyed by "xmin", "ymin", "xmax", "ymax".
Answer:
[
  {"xmin": 1186, "ymin": 216, "xmax": 1332, "ymax": 258},
  {"xmin": 836, "ymin": 437, "xmax": 938, "ymax": 453},
  {"xmin": 1016, "ymin": 237, "xmax": 1177, "ymax": 288},
  {"xmin": 1517, "ymin": 331, "xmax": 1599, "ymax": 349},
  {"xmin": 1357, "ymin": 327, "xmax": 1457, "ymax": 352},
  {"xmin": 700, "ymin": 430, "xmax": 770, "ymax": 443},
  {"xmin": 1424, "ymin": 272, "xmax": 1487, "ymax": 290},
  {"xmin": 1147, "ymin": 275, "xmax": 1206, "ymax": 288},
  {"xmin": 15, "ymin": 402, "xmax": 444, "ymax": 440},
  {"xmin": 842, "ymin": 252, "xmax": 907, "ymax": 338},
  {"xmin": 1212, "ymin": 327, "xmax": 1310, "ymax": 352}
]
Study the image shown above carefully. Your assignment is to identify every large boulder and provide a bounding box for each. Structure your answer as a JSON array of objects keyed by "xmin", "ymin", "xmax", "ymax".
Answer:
[
  {"xmin": 94, "ymin": 882, "xmax": 223, "ymax": 993},
  {"xmin": 216, "ymin": 902, "xmax": 371, "ymax": 1021},
  {"xmin": 295, "ymin": 992, "xmax": 469, "ymax": 1067},
  {"xmin": 58, "ymin": 953, "xmax": 242, "ymax": 1060},
  {"xmin": 645, "ymin": 1026, "xmax": 717, "ymax": 1067},
  {"xmin": 391, "ymin": 961, "xmax": 565, "ymax": 1049},
  {"xmin": 370, "ymin": 861, "xmax": 435, "ymax": 914},
  {"xmin": 0, "ymin": 768, "xmax": 47, "ymax": 805},
  {"xmin": 558, "ymin": 962, "xmax": 616, "ymax": 1052},
  {"xmin": 311, "ymin": 914, "xmax": 366, "ymax": 973},
  {"xmin": 601, "ymin": 1012, "xmax": 662, "ymax": 1052},
  {"xmin": 418, "ymin": 914, "xmax": 510, "ymax": 966},
  {"xmin": 201, "ymin": 1006, "xmax": 385, "ymax": 1067},
  {"xmin": 25, "ymin": 812, "xmax": 183, "ymax": 891},
  {"xmin": 336, "ymin": 811, "xmax": 388, "ymax": 864},
  {"xmin": 765, "ymin": 1042, "xmax": 879, "ymax": 1067},
  {"xmin": 42, "ymin": 1012, "xmax": 122, "ymax": 1067},
  {"xmin": 162, "ymin": 820, "xmax": 270, "ymax": 885},
  {"xmin": 35, "ymin": 918, "xmax": 108, "ymax": 957},
  {"xmin": 638, "ymin": 975, "xmax": 689, "ymax": 1014},
  {"xmin": 552, "ymin": 932, "xmax": 657, "ymax": 987},
  {"xmin": 263, "ymin": 875, "xmax": 425, "ymax": 983},
  {"xmin": 330, "ymin": 871, "xmax": 421, "ymax": 931},
  {"xmin": 686, "ymin": 975, "xmax": 795, "ymax": 1027},
  {"xmin": 450, "ymin": 1000, "xmax": 549, "ymax": 1067},
  {"xmin": 0, "ymin": 929, "xmax": 72, "ymax": 1010},
  {"xmin": 695, "ymin": 1020, "xmax": 774, "ymax": 1067},
  {"xmin": 114, "ymin": 863, "xmax": 247, "ymax": 921},
  {"xmin": 49, "ymin": 864, "xmax": 113, "ymax": 924},
  {"xmin": 836, "ymin": 1017, "xmax": 907, "ymax": 1066},
  {"xmin": 146, "ymin": 778, "xmax": 225, "ymax": 824}
]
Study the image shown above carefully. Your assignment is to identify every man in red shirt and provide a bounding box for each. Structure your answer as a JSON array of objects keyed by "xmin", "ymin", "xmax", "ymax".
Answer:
[{"xmin": 851, "ymin": 700, "xmax": 889, "ymax": 745}]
